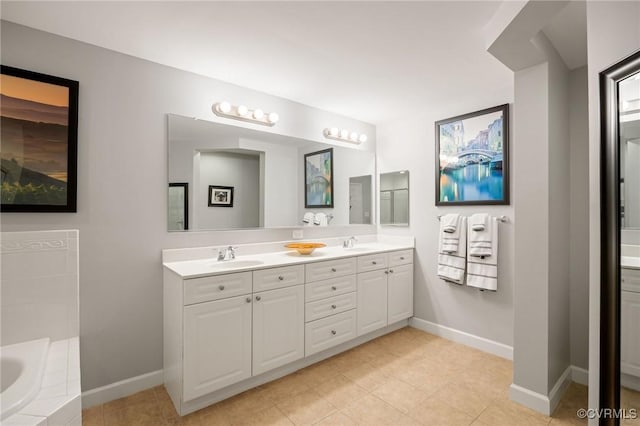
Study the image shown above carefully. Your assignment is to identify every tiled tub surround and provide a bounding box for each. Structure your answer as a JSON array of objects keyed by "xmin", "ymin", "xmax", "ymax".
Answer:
[
  {"xmin": 162, "ymin": 235, "xmax": 415, "ymax": 416},
  {"xmin": 2, "ymin": 338, "xmax": 82, "ymax": 426}
]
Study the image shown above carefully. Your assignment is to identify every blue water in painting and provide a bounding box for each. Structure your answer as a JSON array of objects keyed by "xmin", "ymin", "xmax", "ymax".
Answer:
[{"xmin": 440, "ymin": 164, "xmax": 503, "ymax": 202}]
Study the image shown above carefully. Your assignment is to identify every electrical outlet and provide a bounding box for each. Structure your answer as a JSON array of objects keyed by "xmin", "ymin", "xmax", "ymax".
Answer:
[{"xmin": 292, "ymin": 229, "xmax": 304, "ymax": 239}]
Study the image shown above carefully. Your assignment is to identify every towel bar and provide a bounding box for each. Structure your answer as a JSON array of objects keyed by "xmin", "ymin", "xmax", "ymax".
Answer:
[{"xmin": 437, "ymin": 215, "xmax": 508, "ymax": 223}]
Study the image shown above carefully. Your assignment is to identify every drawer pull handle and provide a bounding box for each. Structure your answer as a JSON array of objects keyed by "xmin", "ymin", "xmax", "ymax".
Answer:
[
  {"xmin": 255, "ymin": 296, "xmax": 262, "ymax": 301},
  {"xmin": 400, "ymin": 256, "xmax": 405, "ymax": 260},
  {"xmin": 219, "ymin": 285, "xmax": 225, "ymax": 290},
  {"xmin": 246, "ymin": 297, "xmax": 252, "ymax": 303},
  {"xmin": 331, "ymin": 304, "xmax": 337, "ymax": 309},
  {"xmin": 385, "ymin": 270, "xmax": 389, "ymax": 275},
  {"xmin": 389, "ymin": 269, "xmax": 394, "ymax": 273},
  {"xmin": 331, "ymin": 268, "xmax": 337, "ymax": 272},
  {"xmin": 372, "ymin": 261, "xmax": 377, "ymax": 265},
  {"xmin": 331, "ymin": 286, "xmax": 337, "ymax": 291},
  {"xmin": 331, "ymin": 330, "xmax": 337, "ymax": 335},
  {"xmin": 278, "ymin": 276, "xmax": 284, "ymax": 281}
]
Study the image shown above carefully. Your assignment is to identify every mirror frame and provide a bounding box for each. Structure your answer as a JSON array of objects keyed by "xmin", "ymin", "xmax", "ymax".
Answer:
[{"xmin": 600, "ymin": 48, "xmax": 640, "ymax": 424}]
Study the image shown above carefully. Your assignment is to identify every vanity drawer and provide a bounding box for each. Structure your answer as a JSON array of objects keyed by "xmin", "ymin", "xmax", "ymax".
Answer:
[
  {"xmin": 184, "ymin": 272, "xmax": 252, "ymax": 305},
  {"xmin": 388, "ymin": 250, "xmax": 413, "ymax": 267},
  {"xmin": 357, "ymin": 253, "xmax": 388, "ymax": 273},
  {"xmin": 305, "ymin": 292, "xmax": 357, "ymax": 322},
  {"xmin": 305, "ymin": 309, "xmax": 357, "ymax": 356},
  {"xmin": 623, "ymin": 268, "xmax": 640, "ymax": 293},
  {"xmin": 253, "ymin": 265, "xmax": 304, "ymax": 292},
  {"xmin": 305, "ymin": 257, "xmax": 357, "ymax": 283},
  {"xmin": 305, "ymin": 275, "xmax": 357, "ymax": 302}
]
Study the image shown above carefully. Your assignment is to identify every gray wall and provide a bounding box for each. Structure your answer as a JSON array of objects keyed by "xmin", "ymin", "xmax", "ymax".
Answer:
[
  {"xmin": 0, "ymin": 21, "xmax": 377, "ymax": 391},
  {"xmin": 586, "ymin": 1, "xmax": 640, "ymax": 417}
]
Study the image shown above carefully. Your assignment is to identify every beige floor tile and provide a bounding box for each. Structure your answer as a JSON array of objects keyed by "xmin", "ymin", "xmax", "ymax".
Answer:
[
  {"xmin": 372, "ymin": 378, "xmax": 431, "ymax": 414},
  {"xmin": 393, "ymin": 364, "xmax": 455, "ymax": 396},
  {"xmin": 276, "ymin": 389, "xmax": 337, "ymax": 425},
  {"xmin": 231, "ymin": 406, "xmax": 294, "ymax": 426},
  {"xmin": 82, "ymin": 405, "xmax": 104, "ymax": 426},
  {"xmin": 476, "ymin": 400, "xmax": 551, "ymax": 426},
  {"xmin": 262, "ymin": 373, "xmax": 312, "ymax": 404},
  {"xmin": 197, "ymin": 403, "xmax": 234, "ymax": 426},
  {"xmin": 622, "ymin": 386, "xmax": 640, "ymax": 410},
  {"xmin": 548, "ymin": 405, "xmax": 587, "ymax": 425},
  {"xmin": 407, "ymin": 398, "xmax": 475, "ymax": 426},
  {"xmin": 103, "ymin": 404, "xmax": 166, "ymax": 426},
  {"xmin": 341, "ymin": 394, "xmax": 406, "ymax": 425},
  {"xmin": 312, "ymin": 411, "xmax": 357, "ymax": 426},
  {"xmin": 430, "ymin": 381, "xmax": 494, "ymax": 418},
  {"xmin": 103, "ymin": 388, "xmax": 158, "ymax": 413},
  {"xmin": 342, "ymin": 361, "xmax": 390, "ymax": 391},
  {"xmin": 223, "ymin": 386, "xmax": 276, "ymax": 420},
  {"xmin": 315, "ymin": 374, "xmax": 369, "ymax": 409},
  {"xmin": 295, "ymin": 359, "xmax": 343, "ymax": 387}
]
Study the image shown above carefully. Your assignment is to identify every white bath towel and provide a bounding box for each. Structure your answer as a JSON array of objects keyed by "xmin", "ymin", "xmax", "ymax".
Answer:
[
  {"xmin": 439, "ymin": 214, "xmax": 462, "ymax": 253},
  {"xmin": 438, "ymin": 216, "xmax": 467, "ymax": 284},
  {"xmin": 314, "ymin": 212, "xmax": 328, "ymax": 226},
  {"xmin": 466, "ymin": 217, "xmax": 499, "ymax": 291},
  {"xmin": 469, "ymin": 213, "xmax": 488, "ymax": 231},
  {"xmin": 441, "ymin": 213, "xmax": 460, "ymax": 233},
  {"xmin": 303, "ymin": 212, "xmax": 315, "ymax": 226},
  {"xmin": 468, "ymin": 215, "xmax": 493, "ymax": 257}
]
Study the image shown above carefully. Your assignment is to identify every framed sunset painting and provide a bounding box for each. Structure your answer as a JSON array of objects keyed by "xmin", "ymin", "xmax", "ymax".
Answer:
[{"xmin": 0, "ymin": 66, "xmax": 79, "ymax": 212}]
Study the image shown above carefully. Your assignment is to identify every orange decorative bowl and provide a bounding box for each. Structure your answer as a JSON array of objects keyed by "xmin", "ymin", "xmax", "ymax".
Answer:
[{"xmin": 285, "ymin": 242, "xmax": 326, "ymax": 255}]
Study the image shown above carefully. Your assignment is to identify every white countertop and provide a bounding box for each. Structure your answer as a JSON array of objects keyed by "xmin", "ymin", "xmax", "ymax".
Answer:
[
  {"xmin": 622, "ymin": 256, "xmax": 640, "ymax": 270},
  {"xmin": 164, "ymin": 241, "xmax": 414, "ymax": 279}
]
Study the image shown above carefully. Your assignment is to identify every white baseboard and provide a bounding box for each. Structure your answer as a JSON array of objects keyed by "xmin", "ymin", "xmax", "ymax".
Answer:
[
  {"xmin": 510, "ymin": 383, "xmax": 552, "ymax": 415},
  {"xmin": 549, "ymin": 366, "xmax": 573, "ymax": 414},
  {"xmin": 409, "ymin": 317, "xmax": 513, "ymax": 360},
  {"xmin": 81, "ymin": 370, "xmax": 163, "ymax": 408},
  {"xmin": 510, "ymin": 365, "xmax": 582, "ymax": 415},
  {"xmin": 571, "ymin": 366, "xmax": 589, "ymax": 386}
]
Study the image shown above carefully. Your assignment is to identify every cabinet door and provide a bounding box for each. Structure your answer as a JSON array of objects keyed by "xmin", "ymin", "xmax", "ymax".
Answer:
[
  {"xmin": 253, "ymin": 285, "xmax": 305, "ymax": 375},
  {"xmin": 183, "ymin": 295, "xmax": 252, "ymax": 401},
  {"xmin": 357, "ymin": 270, "xmax": 388, "ymax": 336},
  {"xmin": 622, "ymin": 291, "xmax": 640, "ymax": 377},
  {"xmin": 387, "ymin": 263, "xmax": 414, "ymax": 324}
]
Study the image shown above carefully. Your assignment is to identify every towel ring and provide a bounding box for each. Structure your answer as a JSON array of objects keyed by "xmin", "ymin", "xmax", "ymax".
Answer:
[{"xmin": 437, "ymin": 215, "xmax": 508, "ymax": 223}]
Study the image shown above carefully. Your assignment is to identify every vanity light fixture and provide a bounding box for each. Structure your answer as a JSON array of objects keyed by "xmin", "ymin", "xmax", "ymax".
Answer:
[
  {"xmin": 212, "ymin": 101, "xmax": 279, "ymax": 126},
  {"xmin": 323, "ymin": 127, "xmax": 368, "ymax": 144}
]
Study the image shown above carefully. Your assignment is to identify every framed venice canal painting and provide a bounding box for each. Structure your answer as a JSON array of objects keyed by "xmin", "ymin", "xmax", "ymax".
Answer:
[
  {"xmin": 304, "ymin": 148, "xmax": 333, "ymax": 208},
  {"xmin": 0, "ymin": 65, "xmax": 79, "ymax": 212},
  {"xmin": 435, "ymin": 104, "xmax": 509, "ymax": 206}
]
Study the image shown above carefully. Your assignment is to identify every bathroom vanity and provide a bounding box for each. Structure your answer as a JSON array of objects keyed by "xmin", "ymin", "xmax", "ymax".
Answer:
[
  {"xmin": 162, "ymin": 236, "xmax": 414, "ymax": 415},
  {"xmin": 622, "ymin": 257, "xmax": 640, "ymax": 390}
]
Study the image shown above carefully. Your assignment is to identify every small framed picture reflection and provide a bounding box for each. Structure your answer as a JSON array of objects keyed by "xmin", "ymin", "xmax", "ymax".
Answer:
[{"xmin": 208, "ymin": 185, "xmax": 234, "ymax": 207}]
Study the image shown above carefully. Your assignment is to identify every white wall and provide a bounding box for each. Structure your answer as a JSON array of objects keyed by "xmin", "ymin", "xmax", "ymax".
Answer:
[
  {"xmin": 0, "ymin": 21, "xmax": 377, "ymax": 391},
  {"xmin": 586, "ymin": 1, "xmax": 640, "ymax": 419},
  {"xmin": 376, "ymin": 89, "xmax": 515, "ymax": 347},
  {"xmin": 196, "ymin": 152, "xmax": 260, "ymax": 229}
]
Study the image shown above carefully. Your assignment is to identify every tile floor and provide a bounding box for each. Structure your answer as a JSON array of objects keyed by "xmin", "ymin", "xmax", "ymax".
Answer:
[{"xmin": 82, "ymin": 327, "xmax": 596, "ymax": 425}]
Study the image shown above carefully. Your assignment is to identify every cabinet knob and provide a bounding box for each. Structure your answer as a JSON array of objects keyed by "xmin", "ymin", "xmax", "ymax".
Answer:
[
  {"xmin": 400, "ymin": 256, "xmax": 405, "ymax": 260},
  {"xmin": 331, "ymin": 330, "xmax": 337, "ymax": 335},
  {"xmin": 219, "ymin": 285, "xmax": 225, "ymax": 290},
  {"xmin": 246, "ymin": 297, "xmax": 252, "ymax": 303},
  {"xmin": 331, "ymin": 304, "xmax": 337, "ymax": 309},
  {"xmin": 385, "ymin": 270, "xmax": 389, "ymax": 275},
  {"xmin": 372, "ymin": 261, "xmax": 377, "ymax": 265},
  {"xmin": 331, "ymin": 268, "xmax": 337, "ymax": 272},
  {"xmin": 331, "ymin": 286, "xmax": 337, "ymax": 290},
  {"xmin": 255, "ymin": 295, "xmax": 261, "ymax": 301},
  {"xmin": 389, "ymin": 269, "xmax": 394, "ymax": 273},
  {"xmin": 278, "ymin": 276, "xmax": 284, "ymax": 281}
]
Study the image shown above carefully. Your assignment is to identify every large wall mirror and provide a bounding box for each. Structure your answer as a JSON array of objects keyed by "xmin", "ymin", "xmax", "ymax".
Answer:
[
  {"xmin": 600, "ymin": 49, "xmax": 640, "ymax": 424},
  {"xmin": 167, "ymin": 114, "xmax": 376, "ymax": 231},
  {"xmin": 380, "ymin": 171, "xmax": 409, "ymax": 226}
]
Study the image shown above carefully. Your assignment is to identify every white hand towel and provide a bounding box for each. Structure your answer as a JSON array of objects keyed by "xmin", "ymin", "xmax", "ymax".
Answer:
[
  {"xmin": 303, "ymin": 212, "xmax": 315, "ymax": 226},
  {"xmin": 438, "ymin": 217, "xmax": 467, "ymax": 284},
  {"xmin": 470, "ymin": 213, "xmax": 488, "ymax": 231},
  {"xmin": 314, "ymin": 212, "xmax": 328, "ymax": 226},
  {"xmin": 441, "ymin": 213, "xmax": 460, "ymax": 233},
  {"xmin": 466, "ymin": 217, "xmax": 499, "ymax": 291},
  {"xmin": 468, "ymin": 216, "xmax": 493, "ymax": 257}
]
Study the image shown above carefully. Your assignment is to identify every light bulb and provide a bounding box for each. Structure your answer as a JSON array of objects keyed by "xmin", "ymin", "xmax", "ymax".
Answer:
[
  {"xmin": 217, "ymin": 101, "xmax": 231, "ymax": 114},
  {"xmin": 253, "ymin": 109, "xmax": 264, "ymax": 120},
  {"xmin": 340, "ymin": 129, "xmax": 349, "ymax": 139},
  {"xmin": 358, "ymin": 134, "xmax": 368, "ymax": 143},
  {"xmin": 329, "ymin": 127, "xmax": 339, "ymax": 137},
  {"xmin": 350, "ymin": 132, "xmax": 358, "ymax": 141},
  {"xmin": 237, "ymin": 105, "xmax": 249, "ymax": 116},
  {"xmin": 267, "ymin": 112, "xmax": 279, "ymax": 123}
]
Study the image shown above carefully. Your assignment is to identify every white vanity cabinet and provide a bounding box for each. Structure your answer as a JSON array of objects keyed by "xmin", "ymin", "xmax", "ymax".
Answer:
[{"xmin": 622, "ymin": 267, "xmax": 640, "ymax": 378}]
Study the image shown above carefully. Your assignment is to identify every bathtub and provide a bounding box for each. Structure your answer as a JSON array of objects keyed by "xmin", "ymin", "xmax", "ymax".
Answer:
[
  {"xmin": 1, "ymin": 338, "xmax": 50, "ymax": 420},
  {"xmin": 0, "ymin": 337, "xmax": 81, "ymax": 425}
]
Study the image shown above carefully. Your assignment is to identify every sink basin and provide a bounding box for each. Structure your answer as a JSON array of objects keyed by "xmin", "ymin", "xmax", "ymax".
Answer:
[{"xmin": 208, "ymin": 260, "xmax": 265, "ymax": 270}]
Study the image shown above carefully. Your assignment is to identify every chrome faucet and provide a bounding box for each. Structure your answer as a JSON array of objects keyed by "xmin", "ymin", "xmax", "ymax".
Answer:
[
  {"xmin": 343, "ymin": 236, "xmax": 357, "ymax": 249},
  {"xmin": 217, "ymin": 246, "xmax": 237, "ymax": 261}
]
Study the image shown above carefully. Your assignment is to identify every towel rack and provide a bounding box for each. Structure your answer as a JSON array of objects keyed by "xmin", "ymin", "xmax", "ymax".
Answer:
[{"xmin": 437, "ymin": 215, "xmax": 509, "ymax": 223}]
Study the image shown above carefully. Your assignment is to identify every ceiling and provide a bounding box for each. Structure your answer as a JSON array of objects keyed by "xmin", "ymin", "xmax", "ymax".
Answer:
[{"xmin": 2, "ymin": 1, "xmax": 518, "ymax": 124}]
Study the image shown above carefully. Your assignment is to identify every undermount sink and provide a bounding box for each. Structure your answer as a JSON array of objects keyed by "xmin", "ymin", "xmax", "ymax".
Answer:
[{"xmin": 208, "ymin": 259, "xmax": 265, "ymax": 270}]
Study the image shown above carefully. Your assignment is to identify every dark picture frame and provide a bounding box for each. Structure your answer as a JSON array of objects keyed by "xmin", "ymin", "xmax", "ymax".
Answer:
[
  {"xmin": 208, "ymin": 185, "xmax": 234, "ymax": 207},
  {"xmin": 599, "ymin": 48, "xmax": 640, "ymax": 424},
  {"xmin": 435, "ymin": 104, "xmax": 509, "ymax": 206},
  {"xmin": 304, "ymin": 148, "xmax": 334, "ymax": 208},
  {"xmin": 168, "ymin": 182, "xmax": 189, "ymax": 230},
  {"xmin": 0, "ymin": 65, "xmax": 79, "ymax": 212}
]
